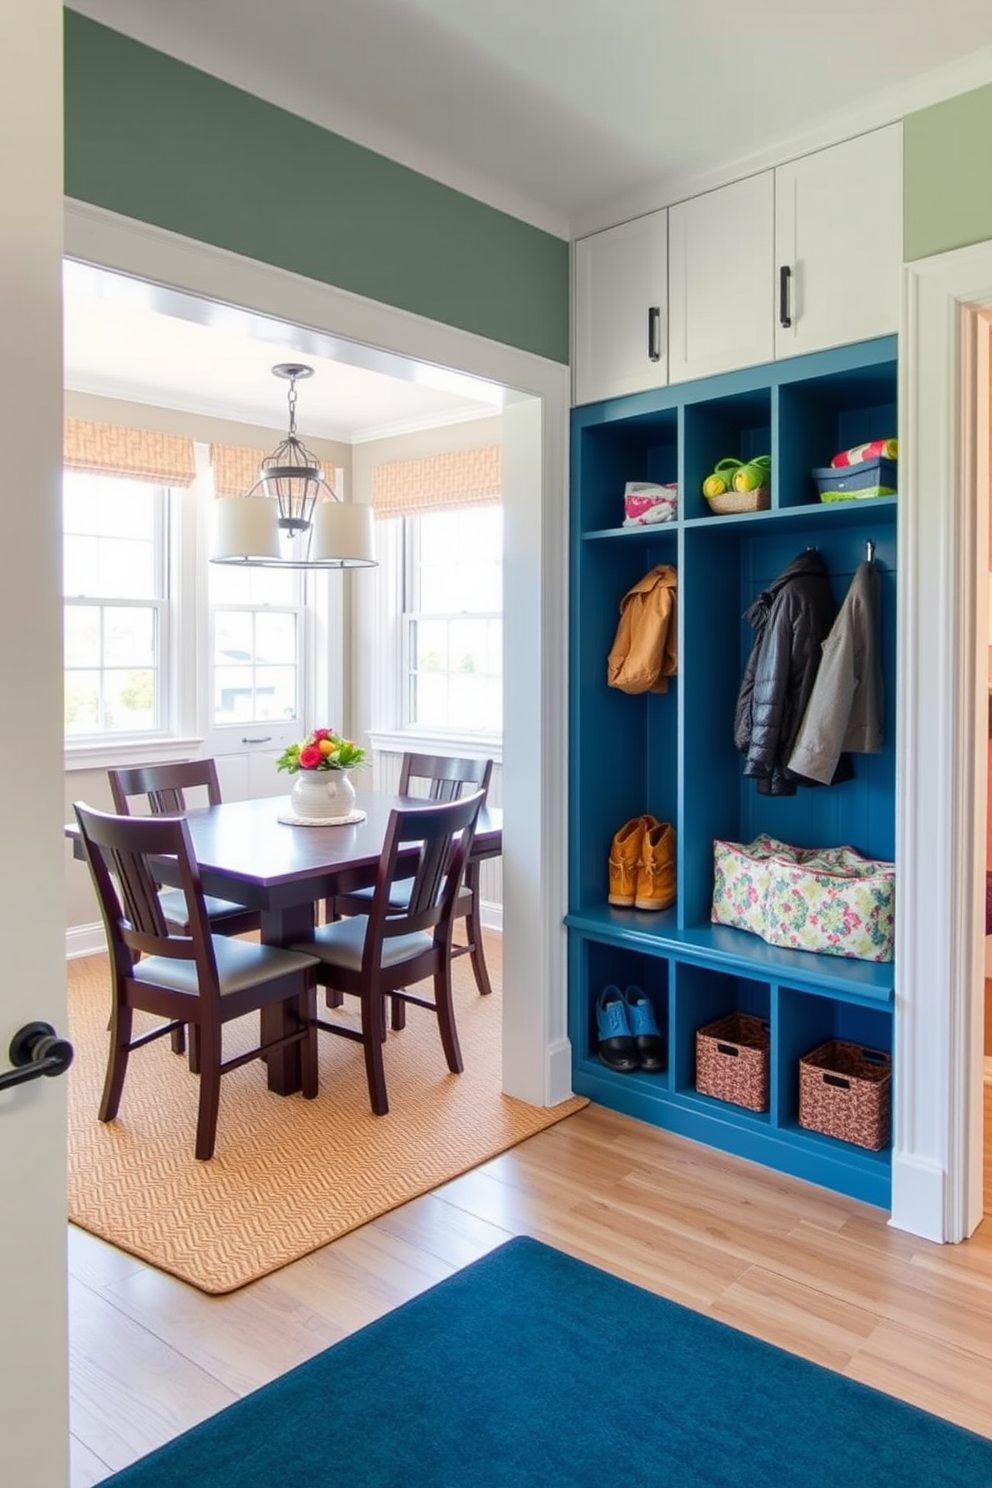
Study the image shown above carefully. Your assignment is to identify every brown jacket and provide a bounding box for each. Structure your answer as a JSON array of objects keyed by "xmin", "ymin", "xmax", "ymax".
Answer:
[{"xmin": 607, "ymin": 564, "xmax": 678, "ymax": 694}]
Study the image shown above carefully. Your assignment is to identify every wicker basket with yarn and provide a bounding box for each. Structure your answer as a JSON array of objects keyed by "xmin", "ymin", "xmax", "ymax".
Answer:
[{"xmin": 705, "ymin": 485, "xmax": 770, "ymax": 515}]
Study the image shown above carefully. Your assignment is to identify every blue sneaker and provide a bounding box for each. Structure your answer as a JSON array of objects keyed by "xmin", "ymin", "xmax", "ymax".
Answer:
[
  {"xmin": 596, "ymin": 985, "xmax": 638, "ymax": 1073},
  {"xmin": 623, "ymin": 985, "xmax": 666, "ymax": 1073}
]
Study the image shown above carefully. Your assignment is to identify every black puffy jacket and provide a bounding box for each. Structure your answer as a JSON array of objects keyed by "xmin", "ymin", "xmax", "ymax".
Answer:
[{"xmin": 734, "ymin": 550, "xmax": 837, "ymax": 797}]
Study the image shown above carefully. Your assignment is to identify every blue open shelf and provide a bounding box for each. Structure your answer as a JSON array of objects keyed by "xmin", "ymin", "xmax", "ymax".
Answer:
[{"xmin": 568, "ymin": 337, "xmax": 898, "ymax": 1208}]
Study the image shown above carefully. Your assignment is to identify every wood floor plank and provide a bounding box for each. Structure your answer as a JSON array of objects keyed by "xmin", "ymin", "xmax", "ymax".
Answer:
[
  {"xmin": 69, "ymin": 1282, "xmax": 237, "ymax": 1473},
  {"xmin": 67, "ymin": 1041, "xmax": 992, "ymax": 1486}
]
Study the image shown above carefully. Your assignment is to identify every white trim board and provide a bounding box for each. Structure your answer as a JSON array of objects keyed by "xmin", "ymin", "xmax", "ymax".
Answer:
[
  {"xmin": 63, "ymin": 198, "xmax": 572, "ymax": 1111},
  {"xmin": 895, "ymin": 240, "xmax": 992, "ymax": 1243}
]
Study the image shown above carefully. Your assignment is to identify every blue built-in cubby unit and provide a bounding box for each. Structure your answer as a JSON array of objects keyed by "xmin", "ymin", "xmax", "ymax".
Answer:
[{"xmin": 566, "ymin": 335, "xmax": 898, "ymax": 1208}]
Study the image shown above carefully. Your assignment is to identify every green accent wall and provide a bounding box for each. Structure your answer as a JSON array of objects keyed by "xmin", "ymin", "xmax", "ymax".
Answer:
[
  {"xmin": 904, "ymin": 82, "xmax": 992, "ymax": 262},
  {"xmin": 63, "ymin": 11, "xmax": 569, "ymax": 364}
]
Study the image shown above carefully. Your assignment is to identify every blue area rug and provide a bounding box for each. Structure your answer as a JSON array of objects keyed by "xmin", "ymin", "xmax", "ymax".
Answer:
[{"xmin": 105, "ymin": 1236, "xmax": 992, "ymax": 1487}]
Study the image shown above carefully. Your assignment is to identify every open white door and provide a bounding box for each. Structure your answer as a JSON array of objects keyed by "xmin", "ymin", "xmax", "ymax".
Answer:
[{"xmin": 0, "ymin": 5, "xmax": 71, "ymax": 1485}]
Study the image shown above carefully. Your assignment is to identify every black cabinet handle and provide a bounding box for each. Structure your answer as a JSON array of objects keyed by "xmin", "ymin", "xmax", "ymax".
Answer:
[
  {"xmin": 779, "ymin": 265, "xmax": 792, "ymax": 329},
  {"xmin": 0, "ymin": 1022, "xmax": 74, "ymax": 1092},
  {"xmin": 648, "ymin": 306, "xmax": 662, "ymax": 362}
]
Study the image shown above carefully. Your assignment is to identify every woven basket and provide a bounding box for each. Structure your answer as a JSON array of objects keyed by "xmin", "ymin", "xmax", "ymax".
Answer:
[
  {"xmin": 705, "ymin": 486, "xmax": 770, "ymax": 516},
  {"xmin": 695, "ymin": 1013, "xmax": 770, "ymax": 1112},
  {"xmin": 799, "ymin": 1041, "xmax": 891, "ymax": 1150}
]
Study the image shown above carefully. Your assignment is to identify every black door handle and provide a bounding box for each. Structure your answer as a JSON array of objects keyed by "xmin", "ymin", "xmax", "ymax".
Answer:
[
  {"xmin": 0, "ymin": 1022, "xmax": 74, "ymax": 1092},
  {"xmin": 779, "ymin": 265, "xmax": 792, "ymax": 328}
]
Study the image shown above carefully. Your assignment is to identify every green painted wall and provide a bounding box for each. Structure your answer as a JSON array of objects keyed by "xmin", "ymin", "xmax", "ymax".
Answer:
[
  {"xmin": 904, "ymin": 82, "xmax": 992, "ymax": 261},
  {"xmin": 63, "ymin": 11, "xmax": 569, "ymax": 364}
]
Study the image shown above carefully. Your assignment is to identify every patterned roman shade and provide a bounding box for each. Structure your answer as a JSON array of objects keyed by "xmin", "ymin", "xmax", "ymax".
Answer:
[
  {"xmin": 63, "ymin": 419, "xmax": 196, "ymax": 487},
  {"xmin": 209, "ymin": 443, "xmax": 315, "ymax": 499},
  {"xmin": 372, "ymin": 446, "xmax": 501, "ymax": 517}
]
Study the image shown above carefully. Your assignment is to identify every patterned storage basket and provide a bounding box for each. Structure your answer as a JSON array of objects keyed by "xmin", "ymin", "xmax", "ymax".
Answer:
[
  {"xmin": 711, "ymin": 835, "xmax": 895, "ymax": 962},
  {"xmin": 695, "ymin": 1013, "xmax": 770, "ymax": 1112},
  {"xmin": 799, "ymin": 1041, "xmax": 891, "ymax": 1150}
]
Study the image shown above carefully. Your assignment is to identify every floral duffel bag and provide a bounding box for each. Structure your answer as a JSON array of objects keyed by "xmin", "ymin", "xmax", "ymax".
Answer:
[{"xmin": 711, "ymin": 834, "xmax": 895, "ymax": 962}]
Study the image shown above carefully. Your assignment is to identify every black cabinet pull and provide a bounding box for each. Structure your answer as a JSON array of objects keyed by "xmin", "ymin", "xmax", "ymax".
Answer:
[
  {"xmin": 648, "ymin": 306, "xmax": 662, "ymax": 362},
  {"xmin": 779, "ymin": 265, "xmax": 792, "ymax": 328},
  {"xmin": 0, "ymin": 1022, "xmax": 74, "ymax": 1092}
]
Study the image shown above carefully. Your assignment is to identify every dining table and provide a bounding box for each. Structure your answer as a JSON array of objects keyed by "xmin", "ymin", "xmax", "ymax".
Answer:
[{"xmin": 67, "ymin": 791, "xmax": 502, "ymax": 1095}]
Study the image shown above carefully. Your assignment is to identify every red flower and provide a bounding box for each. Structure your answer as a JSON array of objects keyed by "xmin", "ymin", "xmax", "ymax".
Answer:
[
  {"xmin": 298, "ymin": 744, "xmax": 323, "ymax": 769},
  {"xmin": 311, "ymin": 728, "xmax": 332, "ymax": 741}
]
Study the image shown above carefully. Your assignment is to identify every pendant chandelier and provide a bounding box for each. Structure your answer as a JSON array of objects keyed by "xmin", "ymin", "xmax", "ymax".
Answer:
[{"xmin": 210, "ymin": 363, "xmax": 376, "ymax": 568}]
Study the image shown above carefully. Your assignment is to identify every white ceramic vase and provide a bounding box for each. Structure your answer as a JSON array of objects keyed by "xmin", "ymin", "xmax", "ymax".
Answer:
[{"xmin": 289, "ymin": 768, "xmax": 356, "ymax": 822}]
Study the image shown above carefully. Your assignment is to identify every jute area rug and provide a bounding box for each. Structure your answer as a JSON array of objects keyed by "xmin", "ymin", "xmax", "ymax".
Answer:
[{"xmin": 67, "ymin": 936, "xmax": 586, "ymax": 1294}]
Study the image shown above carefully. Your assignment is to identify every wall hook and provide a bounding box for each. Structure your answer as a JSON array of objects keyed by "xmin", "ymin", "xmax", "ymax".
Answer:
[{"xmin": 866, "ymin": 540, "xmax": 876, "ymax": 564}]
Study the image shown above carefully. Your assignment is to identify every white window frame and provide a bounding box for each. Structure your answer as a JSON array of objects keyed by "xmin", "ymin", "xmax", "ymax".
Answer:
[{"xmin": 370, "ymin": 506, "xmax": 504, "ymax": 762}]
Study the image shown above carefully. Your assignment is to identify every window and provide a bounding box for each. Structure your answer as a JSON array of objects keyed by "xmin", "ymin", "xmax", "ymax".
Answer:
[
  {"xmin": 402, "ymin": 505, "xmax": 502, "ymax": 735},
  {"xmin": 63, "ymin": 471, "xmax": 168, "ymax": 737},
  {"xmin": 209, "ymin": 563, "xmax": 303, "ymax": 729}
]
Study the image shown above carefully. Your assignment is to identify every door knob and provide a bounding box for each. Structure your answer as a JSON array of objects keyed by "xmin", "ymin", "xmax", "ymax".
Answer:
[{"xmin": 0, "ymin": 1022, "xmax": 74, "ymax": 1092}]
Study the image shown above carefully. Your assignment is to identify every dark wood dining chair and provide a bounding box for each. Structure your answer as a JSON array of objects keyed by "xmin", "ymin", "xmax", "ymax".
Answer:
[
  {"xmin": 292, "ymin": 790, "xmax": 485, "ymax": 1116},
  {"xmin": 108, "ymin": 761, "xmax": 262, "ymax": 939},
  {"xmin": 74, "ymin": 801, "xmax": 319, "ymax": 1161},
  {"xmin": 329, "ymin": 753, "xmax": 495, "ymax": 1011}
]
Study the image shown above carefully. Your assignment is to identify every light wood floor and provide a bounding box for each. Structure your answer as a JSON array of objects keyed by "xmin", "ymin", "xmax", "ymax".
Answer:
[{"xmin": 68, "ymin": 1014, "xmax": 992, "ymax": 1486}]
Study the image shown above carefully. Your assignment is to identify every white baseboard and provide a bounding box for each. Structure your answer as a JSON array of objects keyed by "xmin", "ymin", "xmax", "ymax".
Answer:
[
  {"xmin": 889, "ymin": 1151, "xmax": 947, "ymax": 1243},
  {"xmin": 480, "ymin": 901, "xmax": 503, "ymax": 934},
  {"xmin": 66, "ymin": 922, "xmax": 106, "ymax": 960}
]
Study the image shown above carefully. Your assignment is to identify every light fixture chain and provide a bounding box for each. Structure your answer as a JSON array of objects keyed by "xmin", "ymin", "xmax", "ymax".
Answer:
[{"xmin": 287, "ymin": 375, "xmax": 298, "ymax": 436}]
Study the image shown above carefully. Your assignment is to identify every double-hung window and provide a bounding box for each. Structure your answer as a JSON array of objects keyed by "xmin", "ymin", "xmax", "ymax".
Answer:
[
  {"xmin": 63, "ymin": 470, "xmax": 170, "ymax": 737},
  {"xmin": 208, "ymin": 563, "xmax": 304, "ymax": 731},
  {"xmin": 402, "ymin": 504, "xmax": 503, "ymax": 737}
]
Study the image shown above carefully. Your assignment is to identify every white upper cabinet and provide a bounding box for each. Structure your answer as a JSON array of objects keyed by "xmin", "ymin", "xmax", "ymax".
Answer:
[
  {"xmin": 573, "ymin": 209, "xmax": 667, "ymax": 406},
  {"xmin": 774, "ymin": 123, "xmax": 902, "ymax": 358},
  {"xmin": 668, "ymin": 171, "xmax": 776, "ymax": 384}
]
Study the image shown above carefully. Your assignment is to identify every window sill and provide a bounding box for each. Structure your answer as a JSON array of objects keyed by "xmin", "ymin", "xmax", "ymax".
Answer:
[
  {"xmin": 64, "ymin": 736, "xmax": 206, "ymax": 773},
  {"xmin": 368, "ymin": 729, "xmax": 502, "ymax": 766}
]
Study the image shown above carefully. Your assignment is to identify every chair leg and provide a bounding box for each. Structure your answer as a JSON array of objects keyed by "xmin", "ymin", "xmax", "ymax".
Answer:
[
  {"xmin": 187, "ymin": 1024, "xmax": 202, "ymax": 1075},
  {"xmin": 298, "ymin": 984, "xmax": 318, "ymax": 1100},
  {"xmin": 389, "ymin": 995, "xmax": 406, "ymax": 1032},
  {"xmin": 99, "ymin": 1006, "xmax": 134, "ymax": 1123},
  {"xmin": 360, "ymin": 983, "xmax": 389, "ymax": 1115},
  {"xmin": 464, "ymin": 873, "xmax": 493, "ymax": 997},
  {"xmin": 170, "ymin": 1022, "xmax": 187, "ymax": 1056},
  {"xmin": 194, "ymin": 1026, "xmax": 222, "ymax": 1161},
  {"xmin": 325, "ymin": 986, "xmax": 345, "ymax": 1010},
  {"xmin": 433, "ymin": 961, "xmax": 464, "ymax": 1075}
]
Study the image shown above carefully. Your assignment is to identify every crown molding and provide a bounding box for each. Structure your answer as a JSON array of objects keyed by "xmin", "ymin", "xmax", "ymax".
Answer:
[{"xmin": 571, "ymin": 46, "xmax": 992, "ymax": 239}]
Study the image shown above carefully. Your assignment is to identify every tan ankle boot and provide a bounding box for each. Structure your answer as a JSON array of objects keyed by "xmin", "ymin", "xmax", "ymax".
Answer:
[
  {"xmin": 608, "ymin": 815, "xmax": 657, "ymax": 907},
  {"xmin": 635, "ymin": 821, "xmax": 676, "ymax": 911}
]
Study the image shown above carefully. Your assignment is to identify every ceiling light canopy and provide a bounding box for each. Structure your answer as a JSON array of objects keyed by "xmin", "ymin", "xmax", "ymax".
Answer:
[{"xmin": 210, "ymin": 363, "xmax": 376, "ymax": 569}]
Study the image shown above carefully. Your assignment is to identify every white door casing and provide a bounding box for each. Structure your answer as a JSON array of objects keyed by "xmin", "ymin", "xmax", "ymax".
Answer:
[
  {"xmin": 894, "ymin": 240, "xmax": 992, "ymax": 1242},
  {"xmin": 0, "ymin": 4, "xmax": 70, "ymax": 1486},
  {"xmin": 63, "ymin": 197, "xmax": 573, "ymax": 1113}
]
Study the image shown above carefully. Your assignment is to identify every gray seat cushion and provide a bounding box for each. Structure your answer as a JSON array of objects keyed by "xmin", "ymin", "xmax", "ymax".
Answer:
[
  {"xmin": 291, "ymin": 915, "xmax": 432, "ymax": 974},
  {"xmin": 158, "ymin": 887, "xmax": 255, "ymax": 927},
  {"xmin": 133, "ymin": 936, "xmax": 318, "ymax": 998}
]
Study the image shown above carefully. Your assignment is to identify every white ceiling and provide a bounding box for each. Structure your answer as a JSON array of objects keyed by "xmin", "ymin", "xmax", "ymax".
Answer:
[
  {"xmin": 63, "ymin": 261, "xmax": 504, "ymax": 441},
  {"xmin": 70, "ymin": 0, "xmax": 992, "ymax": 236}
]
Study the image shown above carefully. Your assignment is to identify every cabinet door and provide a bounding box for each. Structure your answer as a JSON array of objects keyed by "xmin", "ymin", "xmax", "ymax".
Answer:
[
  {"xmin": 774, "ymin": 124, "xmax": 902, "ymax": 358},
  {"xmin": 668, "ymin": 173, "xmax": 775, "ymax": 384},
  {"xmin": 573, "ymin": 210, "xmax": 667, "ymax": 405}
]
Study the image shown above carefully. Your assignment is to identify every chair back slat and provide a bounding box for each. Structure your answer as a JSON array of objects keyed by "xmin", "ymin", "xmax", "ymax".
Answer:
[
  {"xmin": 74, "ymin": 803, "xmax": 220, "ymax": 983},
  {"xmin": 398, "ymin": 753, "xmax": 493, "ymax": 806},
  {"xmin": 109, "ymin": 759, "xmax": 223, "ymax": 816},
  {"xmin": 366, "ymin": 792, "xmax": 484, "ymax": 962}
]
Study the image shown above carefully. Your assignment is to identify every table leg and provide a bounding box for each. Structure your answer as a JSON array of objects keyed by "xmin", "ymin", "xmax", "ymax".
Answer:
[{"xmin": 260, "ymin": 903, "xmax": 317, "ymax": 1095}]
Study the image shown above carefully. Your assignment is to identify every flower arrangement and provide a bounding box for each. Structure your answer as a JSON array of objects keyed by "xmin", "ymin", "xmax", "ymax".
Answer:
[{"xmin": 276, "ymin": 727, "xmax": 366, "ymax": 774}]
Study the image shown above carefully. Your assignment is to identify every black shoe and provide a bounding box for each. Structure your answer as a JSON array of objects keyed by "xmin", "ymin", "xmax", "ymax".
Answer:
[{"xmin": 595, "ymin": 984, "xmax": 639, "ymax": 1072}]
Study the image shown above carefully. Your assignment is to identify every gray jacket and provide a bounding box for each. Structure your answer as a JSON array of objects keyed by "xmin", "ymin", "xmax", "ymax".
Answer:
[{"xmin": 787, "ymin": 559, "xmax": 883, "ymax": 786}]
